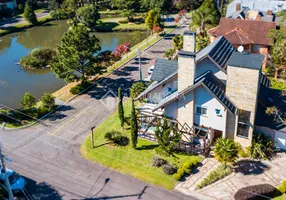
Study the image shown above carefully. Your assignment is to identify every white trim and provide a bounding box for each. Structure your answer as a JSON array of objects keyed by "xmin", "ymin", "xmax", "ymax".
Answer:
[{"xmin": 195, "ymin": 105, "xmax": 208, "ymax": 117}]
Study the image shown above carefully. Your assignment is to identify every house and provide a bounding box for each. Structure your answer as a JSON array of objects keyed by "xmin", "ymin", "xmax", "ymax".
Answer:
[
  {"xmin": 0, "ymin": 0, "xmax": 17, "ymax": 10},
  {"xmin": 135, "ymin": 31, "xmax": 286, "ymax": 151},
  {"xmin": 208, "ymin": 18, "xmax": 276, "ymax": 69},
  {"xmin": 226, "ymin": 0, "xmax": 286, "ymax": 19}
]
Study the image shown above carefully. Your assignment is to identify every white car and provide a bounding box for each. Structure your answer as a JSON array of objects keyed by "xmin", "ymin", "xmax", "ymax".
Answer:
[
  {"xmin": 148, "ymin": 66, "xmax": 155, "ymax": 75},
  {"xmin": 0, "ymin": 168, "xmax": 26, "ymax": 193}
]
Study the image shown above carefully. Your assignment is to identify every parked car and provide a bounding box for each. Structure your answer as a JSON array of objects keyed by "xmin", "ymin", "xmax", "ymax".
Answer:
[
  {"xmin": 0, "ymin": 168, "xmax": 26, "ymax": 193},
  {"xmin": 148, "ymin": 66, "xmax": 155, "ymax": 75}
]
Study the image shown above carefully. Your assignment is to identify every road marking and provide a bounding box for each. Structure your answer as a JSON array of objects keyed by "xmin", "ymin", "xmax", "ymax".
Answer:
[{"xmin": 50, "ymin": 107, "xmax": 90, "ymax": 136}]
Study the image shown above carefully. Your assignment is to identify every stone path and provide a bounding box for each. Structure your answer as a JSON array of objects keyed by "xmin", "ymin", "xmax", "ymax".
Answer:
[{"xmin": 176, "ymin": 152, "xmax": 286, "ymax": 200}]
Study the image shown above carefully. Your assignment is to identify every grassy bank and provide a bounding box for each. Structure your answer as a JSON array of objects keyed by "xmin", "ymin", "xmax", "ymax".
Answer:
[
  {"xmin": 96, "ymin": 18, "xmax": 147, "ymax": 32},
  {"xmin": 0, "ymin": 15, "xmax": 53, "ymax": 37},
  {"xmin": 80, "ymin": 99, "xmax": 202, "ymax": 190}
]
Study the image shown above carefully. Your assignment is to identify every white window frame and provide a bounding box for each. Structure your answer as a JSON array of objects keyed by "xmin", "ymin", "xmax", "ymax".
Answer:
[{"xmin": 195, "ymin": 105, "xmax": 208, "ymax": 117}]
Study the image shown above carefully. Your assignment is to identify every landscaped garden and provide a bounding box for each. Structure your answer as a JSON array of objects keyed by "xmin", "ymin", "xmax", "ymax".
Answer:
[{"xmin": 80, "ymin": 99, "xmax": 202, "ymax": 190}]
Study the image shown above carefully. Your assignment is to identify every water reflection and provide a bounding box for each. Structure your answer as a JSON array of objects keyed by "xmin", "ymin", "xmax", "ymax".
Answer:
[{"xmin": 0, "ymin": 20, "xmax": 147, "ymax": 108}]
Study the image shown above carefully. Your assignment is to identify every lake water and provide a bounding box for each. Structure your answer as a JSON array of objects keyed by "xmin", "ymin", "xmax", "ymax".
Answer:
[{"xmin": 0, "ymin": 20, "xmax": 145, "ymax": 108}]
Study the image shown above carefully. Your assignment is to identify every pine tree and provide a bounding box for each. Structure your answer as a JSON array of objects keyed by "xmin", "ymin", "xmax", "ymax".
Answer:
[
  {"xmin": 23, "ymin": 1, "xmax": 38, "ymax": 25},
  {"xmin": 130, "ymin": 100, "xmax": 138, "ymax": 148},
  {"xmin": 118, "ymin": 87, "xmax": 124, "ymax": 127},
  {"xmin": 155, "ymin": 116, "xmax": 181, "ymax": 156}
]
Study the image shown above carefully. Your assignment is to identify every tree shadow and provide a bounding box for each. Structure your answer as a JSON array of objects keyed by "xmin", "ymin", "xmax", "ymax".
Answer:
[
  {"xmin": 96, "ymin": 22, "xmax": 119, "ymax": 32},
  {"xmin": 22, "ymin": 176, "xmax": 63, "ymax": 200},
  {"xmin": 233, "ymin": 160, "xmax": 269, "ymax": 175},
  {"xmin": 93, "ymin": 142, "xmax": 111, "ymax": 148},
  {"xmin": 136, "ymin": 144, "xmax": 159, "ymax": 150}
]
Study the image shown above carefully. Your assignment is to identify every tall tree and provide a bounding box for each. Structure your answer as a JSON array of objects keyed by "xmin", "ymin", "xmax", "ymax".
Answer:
[
  {"xmin": 41, "ymin": 92, "xmax": 56, "ymax": 111},
  {"xmin": 172, "ymin": 35, "xmax": 183, "ymax": 55},
  {"xmin": 130, "ymin": 100, "xmax": 138, "ymax": 148},
  {"xmin": 145, "ymin": 9, "xmax": 161, "ymax": 33},
  {"xmin": 21, "ymin": 92, "xmax": 36, "ymax": 110},
  {"xmin": 53, "ymin": 24, "xmax": 101, "ymax": 83},
  {"xmin": 76, "ymin": 4, "xmax": 100, "ymax": 30},
  {"xmin": 177, "ymin": 0, "xmax": 203, "ymax": 10},
  {"xmin": 118, "ymin": 87, "xmax": 124, "ymax": 127},
  {"xmin": 214, "ymin": 138, "xmax": 238, "ymax": 166},
  {"xmin": 130, "ymin": 82, "xmax": 147, "ymax": 100},
  {"xmin": 196, "ymin": 35, "xmax": 210, "ymax": 51},
  {"xmin": 155, "ymin": 116, "xmax": 181, "ymax": 157},
  {"xmin": 23, "ymin": 1, "xmax": 38, "ymax": 25},
  {"xmin": 149, "ymin": 0, "xmax": 173, "ymax": 12}
]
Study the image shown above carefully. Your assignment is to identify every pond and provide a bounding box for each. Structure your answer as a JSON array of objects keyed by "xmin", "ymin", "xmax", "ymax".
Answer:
[{"xmin": 0, "ymin": 20, "xmax": 146, "ymax": 108}]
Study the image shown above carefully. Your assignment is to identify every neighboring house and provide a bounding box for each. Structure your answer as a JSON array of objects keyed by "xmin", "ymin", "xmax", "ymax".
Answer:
[
  {"xmin": 208, "ymin": 18, "xmax": 276, "ymax": 69},
  {"xmin": 226, "ymin": 0, "xmax": 286, "ymax": 18},
  {"xmin": 135, "ymin": 31, "xmax": 286, "ymax": 151},
  {"xmin": 0, "ymin": 0, "xmax": 17, "ymax": 10}
]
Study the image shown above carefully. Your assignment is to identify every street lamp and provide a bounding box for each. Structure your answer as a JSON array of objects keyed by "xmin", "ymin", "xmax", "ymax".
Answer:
[
  {"xmin": 137, "ymin": 47, "xmax": 142, "ymax": 82},
  {"xmin": 91, "ymin": 126, "xmax": 96, "ymax": 148}
]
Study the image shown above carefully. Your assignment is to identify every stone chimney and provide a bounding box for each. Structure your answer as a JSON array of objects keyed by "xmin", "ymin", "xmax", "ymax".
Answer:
[
  {"xmin": 236, "ymin": 2, "xmax": 241, "ymax": 11},
  {"xmin": 183, "ymin": 31, "xmax": 196, "ymax": 52},
  {"xmin": 225, "ymin": 52, "xmax": 263, "ymax": 147}
]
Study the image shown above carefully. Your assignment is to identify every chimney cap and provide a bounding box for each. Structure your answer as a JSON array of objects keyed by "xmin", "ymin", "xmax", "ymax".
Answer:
[
  {"xmin": 184, "ymin": 30, "xmax": 196, "ymax": 36},
  {"xmin": 178, "ymin": 50, "xmax": 196, "ymax": 58}
]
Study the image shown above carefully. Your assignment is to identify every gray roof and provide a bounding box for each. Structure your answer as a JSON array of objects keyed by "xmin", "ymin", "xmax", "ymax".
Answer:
[
  {"xmin": 150, "ymin": 59, "xmax": 178, "ymax": 82},
  {"xmin": 153, "ymin": 71, "xmax": 237, "ymax": 114},
  {"xmin": 135, "ymin": 70, "xmax": 177, "ymax": 100},
  {"xmin": 227, "ymin": 52, "xmax": 264, "ymax": 70},
  {"xmin": 228, "ymin": 7, "xmax": 250, "ymax": 19},
  {"xmin": 226, "ymin": 0, "xmax": 286, "ymax": 17},
  {"xmin": 196, "ymin": 36, "xmax": 235, "ymax": 70},
  {"xmin": 256, "ymin": 86, "xmax": 286, "ymax": 132}
]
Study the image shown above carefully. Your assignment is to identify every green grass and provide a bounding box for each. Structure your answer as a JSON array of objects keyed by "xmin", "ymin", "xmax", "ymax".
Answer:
[
  {"xmin": 18, "ymin": 8, "xmax": 47, "ymax": 17},
  {"xmin": 273, "ymin": 194, "xmax": 286, "ymax": 200},
  {"xmin": 96, "ymin": 18, "xmax": 147, "ymax": 32},
  {"xmin": 80, "ymin": 100, "xmax": 202, "ymax": 190},
  {"xmin": 270, "ymin": 78, "xmax": 286, "ymax": 90}
]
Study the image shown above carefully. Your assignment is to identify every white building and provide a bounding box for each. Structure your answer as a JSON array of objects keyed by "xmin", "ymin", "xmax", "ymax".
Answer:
[{"xmin": 135, "ymin": 31, "xmax": 286, "ymax": 151}]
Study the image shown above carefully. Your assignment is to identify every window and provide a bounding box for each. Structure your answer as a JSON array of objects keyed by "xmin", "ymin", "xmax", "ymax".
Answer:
[
  {"xmin": 196, "ymin": 106, "xmax": 207, "ymax": 116},
  {"xmin": 215, "ymin": 109, "xmax": 221, "ymax": 115},
  {"xmin": 168, "ymin": 87, "xmax": 172, "ymax": 92},
  {"xmin": 237, "ymin": 110, "xmax": 251, "ymax": 138}
]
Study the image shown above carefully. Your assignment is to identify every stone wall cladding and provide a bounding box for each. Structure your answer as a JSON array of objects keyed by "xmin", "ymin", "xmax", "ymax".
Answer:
[
  {"xmin": 178, "ymin": 92, "xmax": 194, "ymax": 128},
  {"xmin": 226, "ymin": 66, "xmax": 260, "ymax": 147},
  {"xmin": 183, "ymin": 34, "xmax": 196, "ymax": 52},
  {"xmin": 178, "ymin": 56, "xmax": 195, "ymax": 92}
]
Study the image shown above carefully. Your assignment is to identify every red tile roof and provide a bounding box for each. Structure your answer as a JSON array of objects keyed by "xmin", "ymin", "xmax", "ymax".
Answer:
[{"xmin": 208, "ymin": 18, "xmax": 276, "ymax": 46}]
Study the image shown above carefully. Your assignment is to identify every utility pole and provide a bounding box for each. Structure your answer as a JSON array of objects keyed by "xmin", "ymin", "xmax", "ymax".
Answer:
[
  {"xmin": 138, "ymin": 48, "xmax": 142, "ymax": 82},
  {"xmin": 91, "ymin": 126, "xmax": 96, "ymax": 148},
  {"xmin": 1, "ymin": 122, "xmax": 14, "ymax": 200}
]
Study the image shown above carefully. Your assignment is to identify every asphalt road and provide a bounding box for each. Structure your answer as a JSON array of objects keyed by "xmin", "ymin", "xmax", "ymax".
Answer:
[
  {"xmin": 0, "ymin": 11, "xmax": 50, "ymax": 28},
  {"xmin": 0, "ymin": 19, "xmax": 196, "ymax": 200}
]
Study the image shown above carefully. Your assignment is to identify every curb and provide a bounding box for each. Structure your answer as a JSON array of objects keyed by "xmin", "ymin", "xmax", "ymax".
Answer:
[{"xmin": 5, "ymin": 19, "xmax": 189, "ymax": 130}]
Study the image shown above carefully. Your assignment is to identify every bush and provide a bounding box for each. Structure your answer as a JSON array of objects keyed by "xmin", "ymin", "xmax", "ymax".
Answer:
[
  {"xmin": 250, "ymin": 133, "xmax": 275, "ymax": 159},
  {"xmin": 234, "ymin": 184, "xmax": 282, "ymax": 200},
  {"xmin": 118, "ymin": 19, "xmax": 128, "ymax": 24},
  {"xmin": 196, "ymin": 165, "xmax": 232, "ymax": 189},
  {"xmin": 70, "ymin": 81, "xmax": 92, "ymax": 95},
  {"xmin": 162, "ymin": 164, "xmax": 177, "ymax": 175},
  {"xmin": 173, "ymin": 173, "xmax": 181, "ymax": 181},
  {"xmin": 277, "ymin": 180, "xmax": 286, "ymax": 193},
  {"xmin": 130, "ymin": 82, "xmax": 147, "ymax": 100},
  {"xmin": 190, "ymin": 158, "xmax": 198, "ymax": 166},
  {"xmin": 182, "ymin": 161, "xmax": 193, "ymax": 173},
  {"xmin": 177, "ymin": 168, "xmax": 185, "ymax": 176},
  {"xmin": 104, "ymin": 131, "xmax": 129, "ymax": 146},
  {"xmin": 237, "ymin": 144, "xmax": 251, "ymax": 158},
  {"xmin": 152, "ymin": 156, "xmax": 167, "ymax": 167}
]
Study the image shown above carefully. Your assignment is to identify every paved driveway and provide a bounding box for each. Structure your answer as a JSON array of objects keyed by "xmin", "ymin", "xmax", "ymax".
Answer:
[{"xmin": 0, "ymin": 20, "xmax": 196, "ymax": 200}]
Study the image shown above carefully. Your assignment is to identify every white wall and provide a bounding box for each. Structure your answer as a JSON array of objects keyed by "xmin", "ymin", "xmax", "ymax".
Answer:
[
  {"xmin": 194, "ymin": 85, "xmax": 227, "ymax": 132},
  {"xmin": 147, "ymin": 76, "xmax": 178, "ymax": 104},
  {"xmin": 165, "ymin": 101, "xmax": 178, "ymax": 119},
  {"xmin": 195, "ymin": 57, "xmax": 227, "ymax": 83},
  {"xmin": 256, "ymin": 125, "xmax": 286, "ymax": 150}
]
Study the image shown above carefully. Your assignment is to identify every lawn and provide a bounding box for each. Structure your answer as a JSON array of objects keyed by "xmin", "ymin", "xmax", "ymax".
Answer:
[
  {"xmin": 96, "ymin": 18, "xmax": 147, "ymax": 32},
  {"xmin": 80, "ymin": 100, "xmax": 202, "ymax": 190},
  {"xmin": 273, "ymin": 194, "xmax": 286, "ymax": 200}
]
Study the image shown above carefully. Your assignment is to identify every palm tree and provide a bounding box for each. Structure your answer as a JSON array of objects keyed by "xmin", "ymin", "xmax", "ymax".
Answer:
[
  {"xmin": 190, "ymin": 8, "xmax": 216, "ymax": 37},
  {"xmin": 214, "ymin": 137, "xmax": 238, "ymax": 166}
]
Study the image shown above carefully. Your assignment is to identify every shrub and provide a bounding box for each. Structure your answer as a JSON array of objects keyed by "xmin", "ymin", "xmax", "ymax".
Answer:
[
  {"xmin": 177, "ymin": 168, "xmax": 185, "ymax": 177},
  {"xmin": 234, "ymin": 184, "xmax": 282, "ymax": 200},
  {"xmin": 190, "ymin": 158, "xmax": 198, "ymax": 166},
  {"xmin": 237, "ymin": 144, "xmax": 251, "ymax": 158},
  {"xmin": 277, "ymin": 180, "xmax": 286, "ymax": 193},
  {"xmin": 152, "ymin": 156, "xmax": 167, "ymax": 167},
  {"xmin": 182, "ymin": 161, "xmax": 193, "ymax": 173},
  {"xmin": 162, "ymin": 164, "xmax": 177, "ymax": 175},
  {"xmin": 130, "ymin": 82, "xmax": 147, "ymax": 100},
  {"xmin": 250, "ymin": 133, "xmax": 275, "ymax": 159},
  {"xmin": 70, "ymin": 81, "xmax": 92, "ymax": 95},
  {"xmin": 196, "ymin": 165, "xmax": 232, "ymax": 189},
  {"xmin": 104, "ymin": 131, "xmax": 129, "ymax": 146},
  {"xmin": 118, "ymin": 19, "xmax": 128, "ymax": 24},
  {"xmin": 173, "ymin": 173, "xmax": 181, "ymax": 181}
]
